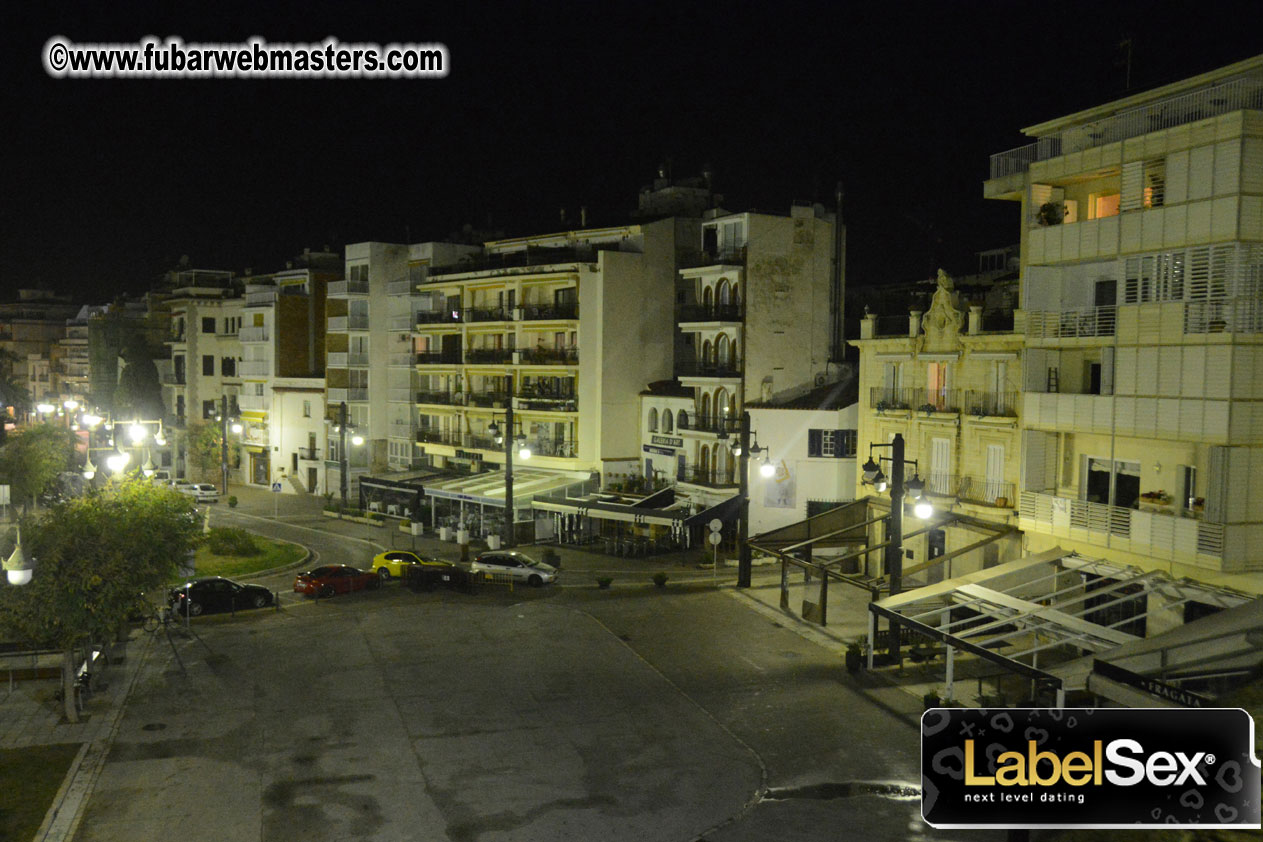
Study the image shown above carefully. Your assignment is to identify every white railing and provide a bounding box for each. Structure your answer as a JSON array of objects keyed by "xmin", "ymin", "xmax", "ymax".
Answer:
[
  {"xmin": 239, "ymin": 326, "xmax": 269, "ymax": 342},
  {"xmin": 328, "ymin": 315, "xmax": 370, "ymax": 331},
  {"xmin": 327, "ymin": 388, "xmax": 369, "ymax": 402},
  {"xmin": 238, "ymin": 360, "xmax": 270, "ymax": 377},
  {"xmin": 245, "ymin": 290, "xmax": 277, "ymax": 306},
  {"xmin": 328, "ymin": 280, "xmax": 370, "ymax": 296},
  {"xmin": 327, "ymin": 352, "xmax": 369, "ymax": 368},
  {"xmin": 237, "ymin": 393, "xmax": 270, "ymax": 411},
  {"xmin": 1022, "ymin": 306, "xmax": 1117, "ymax": 339},
  {"xmin": 990, "ymin": 69, "xmax": 1263, "ymax": 178},
  {"xmin": 1019, "ymin": 491, "xmax": 1225, "ymax": 563},
  {"xmin": 1183, "ymin": 298, "xmax": 1263, "ymax": 335}
]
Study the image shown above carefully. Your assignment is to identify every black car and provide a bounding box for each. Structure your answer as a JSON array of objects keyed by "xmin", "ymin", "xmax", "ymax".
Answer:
[
  {"xmin": 170, "ymin": 577, "xmax": 275, "ymax": 616},
  {"xmin": 404, "ymin": 558, "xmax": 469, "ymax": 592}
]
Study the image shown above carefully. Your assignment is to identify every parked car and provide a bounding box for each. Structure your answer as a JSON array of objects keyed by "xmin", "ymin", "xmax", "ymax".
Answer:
[
  {"xmin": 178, "ymin": 483, "xmax": 219, "ymax": 503},
  {"xmin": 293, "ymin": 565, "xmax": 380, "ymax": 598},
  {"xmin": 403, "ymin": 558, "xmax": 469, "ymax": 592},
  {"xmin": 469, "ymin": 551, "xmax": 557, "ymax": 586},
  {"xmin": 169, "ymin": 577, "xmax": 274, "ymax": 616},
  {"xmin": 370, "ymin": 550, "xmax": 450, "ymax": 580}
]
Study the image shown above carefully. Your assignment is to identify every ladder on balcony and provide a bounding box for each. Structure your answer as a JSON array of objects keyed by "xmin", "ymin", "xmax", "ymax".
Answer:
[{"xmin": 1047, "ymin": 367, "xmax": 1059, "ymax": 393}]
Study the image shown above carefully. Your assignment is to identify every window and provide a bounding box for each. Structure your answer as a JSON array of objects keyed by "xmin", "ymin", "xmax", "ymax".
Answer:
[
  {"xmin": 1143, "ymin": 159, "xmax": 1166, "ymax": 209},
  {"xmin": 201, "ymin": 317, "xmax": 216, "ymax": 334},
  {"xmin": 221, "ymin": 357, "xmax": 236, "ymax": 377},
  {"xmin": 202, "ymin": 355, "xmax": 214, "ymax": 376},
  {"xmin": 303, "ymin": 400, "xmax": 311, "ymax": 417},
  {"xmin": 663, "ymin": 410, "xmax": 673, "ymax": 433},
  {"xmin": 807, "ymin": 429, "xmax": 856, "ymax": 458},
  {"xmin": 676, "ymin": 410, "xmax": 689, "ymax": 430},
  {"xmin": 202, "ymin": 400, "xmax": 217, "ymax": 419},
  {"xmin": 348, "ymin": 263, "xmax": 369, "ymax": 282},
  {"xmin": 647, "ymin": 407, "xmax": 658, "ymax": 432}
]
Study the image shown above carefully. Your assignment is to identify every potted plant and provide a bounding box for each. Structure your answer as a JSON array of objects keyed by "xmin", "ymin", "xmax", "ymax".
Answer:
[
  {"xmin": 1036, "ymin": 201, "xmax": 1064, "ymax": 226},
  {"xmin": 596, "ymin": 576, "xmax": 613, "ymax": 590},
  {"xmin": 652, "ymin": 572, "xmax": 669, "ymax": 589},
  {"xmin": 845, "ymin": 635, "xmax": 867, "ymax": 673},
  {"xmin": 923, "ymin": 689, "xmax": 942, "ymax": 711},
  {"xmin": 227, "ymin": 495, "xmax": 238, "ymax": 508}
]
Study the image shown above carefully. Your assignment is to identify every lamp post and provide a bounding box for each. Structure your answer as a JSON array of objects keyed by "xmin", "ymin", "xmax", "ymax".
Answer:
[
  {"xmin": 3, "ymin": 526, "xmax": 31, "ymax": 586},
  {"xmin": 719, "ymin": 411, "xmax": 766, "ymax": 589},
  {"xmin": 488, "ymin": 378, "xmax": 529, "ymax": 549},
  {"xmin": 339, "ymin": 401, "xmax": 349, "ymax": 508}
]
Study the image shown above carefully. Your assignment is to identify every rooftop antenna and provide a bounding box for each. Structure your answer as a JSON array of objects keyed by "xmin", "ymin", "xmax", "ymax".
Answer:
[{"xmin": 1116, "ymin": 35, "xmax": 1134, "ymax": 91}]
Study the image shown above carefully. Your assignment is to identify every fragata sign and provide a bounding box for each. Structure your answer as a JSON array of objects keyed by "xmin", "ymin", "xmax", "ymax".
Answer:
[{"xmin": 922, "ymin": 708, "xmax": 1260, "ymax": 829}]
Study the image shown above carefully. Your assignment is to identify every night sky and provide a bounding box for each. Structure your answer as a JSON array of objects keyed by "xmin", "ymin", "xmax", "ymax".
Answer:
[{"xmin": 3, "ymin": 1, "xmax": 1260, "ymax": 298}]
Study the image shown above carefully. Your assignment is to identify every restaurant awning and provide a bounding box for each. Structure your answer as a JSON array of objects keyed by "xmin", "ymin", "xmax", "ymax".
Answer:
[{"xmin": 422, "ymin": 468, "xmax": 592, "ymax": 508}]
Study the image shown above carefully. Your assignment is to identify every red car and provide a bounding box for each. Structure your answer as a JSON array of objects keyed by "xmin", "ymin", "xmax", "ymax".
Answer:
[{"xmin": 294, "ymin": 565, "xmax": 380, "ymax": 598}]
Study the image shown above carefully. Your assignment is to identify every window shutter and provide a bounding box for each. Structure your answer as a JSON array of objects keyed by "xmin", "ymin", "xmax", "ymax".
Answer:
[
  {"xmin": 807, "ymin": 429, "xmax": 823, "ymax": 458},
  {"xmin": 1120, "ymin": 161, "xmax": 1144, "ymax": 211}
]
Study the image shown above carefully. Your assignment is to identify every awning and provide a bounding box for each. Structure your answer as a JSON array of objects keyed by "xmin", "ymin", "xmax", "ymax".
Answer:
[{"xmin": 423, "ymin": 468, "xmax": 591, "ymax": 508}]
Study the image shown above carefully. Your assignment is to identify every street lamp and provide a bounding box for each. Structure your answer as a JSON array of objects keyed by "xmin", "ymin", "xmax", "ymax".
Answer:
[
  {"xmin": 3, "ymin": 526, "xmax": 32, "ymax": 586},
  {"xmin": 488, "ymin": 378, "xmax": 529, "ymax": 549},
  {"xmin": 860, "ymin": 432, "xmax": 934, "ymax": 598},
  {"xmin": 717, "ymin": 411, "xmax": 761, "ymax": 588},
  {"xmin": 335, "ymin": 401, "xmax": 365, "ymax": 509},
  {"xmin": 106, "ymin": 449, "xmax": 130, "ymax": 474}
]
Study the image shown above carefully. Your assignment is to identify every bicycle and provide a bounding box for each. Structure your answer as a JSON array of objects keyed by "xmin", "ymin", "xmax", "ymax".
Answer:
[{"xmin": 142, "ymin": 605, "xmax": 176, "ymax": 634}]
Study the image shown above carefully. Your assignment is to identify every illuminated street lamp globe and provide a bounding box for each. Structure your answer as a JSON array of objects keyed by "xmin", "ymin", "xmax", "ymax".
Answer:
[
  {"xmin": 230, "ymin": 421, "xmax": 243, "ymax": 435},
  {"xmin": 128, "ymin": 423, "xmax": 147, "ymax": 444},
  {"xmin": 106, "ymin": 451, "xmax": 130, "ymax": 473}
]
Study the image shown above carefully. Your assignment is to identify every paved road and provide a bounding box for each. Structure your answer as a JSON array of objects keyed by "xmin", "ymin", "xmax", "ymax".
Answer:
[{"xmin": 66, "ymin": 497, "xmax": 1005, "ymax": 842}]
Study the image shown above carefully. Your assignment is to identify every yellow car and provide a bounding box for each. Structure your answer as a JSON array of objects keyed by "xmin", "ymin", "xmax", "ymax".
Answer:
[{"xmin": 370, "ymin": 550, "xmax": 449, "ymax": 581}]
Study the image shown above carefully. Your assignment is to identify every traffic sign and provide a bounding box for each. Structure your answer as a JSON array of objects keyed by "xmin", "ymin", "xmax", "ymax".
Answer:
[
  {"xmin": 271, "ymin": 482, "xmax": 283, "ymax": 493},
  {"xmin": 708, "ymin": 518, "xmax": 723, "ymax": 533},
  {"xmin": 708, "ymin": 532, "xmax": 723, "ymax": 546}
]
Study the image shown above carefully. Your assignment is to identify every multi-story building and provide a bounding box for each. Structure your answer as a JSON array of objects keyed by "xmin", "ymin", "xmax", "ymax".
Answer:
[
  {"xmin": 239, "ymin": 251, "xmax": 337, "ymax": 492},
  {"xmin": 986, "ymin": 53, "xmax": 1263, "ymax": 584},
  {"xmin": 0, "ymin": 289, "xmax": 80, "ymax": 420},
  {"xmin": 53, "ymin": 305, "xmax": 100, "ymax": 404}
]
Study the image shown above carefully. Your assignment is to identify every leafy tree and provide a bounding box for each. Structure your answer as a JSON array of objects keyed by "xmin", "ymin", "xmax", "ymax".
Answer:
[
  {"xmin": 184, "ymin": 419, "xmax": 223, "ymax": 483},
  {"xmin": 0, "ymin": 348, "xmax": 31, "ymax": 445},
  {"xmin": 0, "ymin": 424, "xmax": 76, "ymax": 512},
  {"xmin": 0, "ymin": 480, "xmax": 201, "ymax": 722},
  {"xmin": 113, "ymin": 337, "xmax": 163, "ymax": 420}
]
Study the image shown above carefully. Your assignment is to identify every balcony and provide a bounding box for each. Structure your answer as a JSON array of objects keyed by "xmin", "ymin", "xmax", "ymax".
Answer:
[
  {"xmin": 521, "ymin": 303, "xmax": 578, "ymax": 321},
  {"xmin": 518, "ymin": 348, "xmax": 578, "ymax": 365},
  {"xmin": 417, "ymin": 310, "xmax": 463, "ymax": 325},
  {"xmin": 676, "ymin": 466, "xmax": 738, "ymax": 487},
  {"xmin": 416, "ymin": 391, "xmax": 458, "ymax": 405},
  {"xmin": 328, "ymin": 315, "xmax": 370, "ymax": 332},
  {"xmin": 416, "ymin": 351, "xmax": 463, "ymax": 365},
  {"xmin": 924, "ymin": 473, "xmax": 961, "ymax": 498},
  {"xmin": 678, "ymin": 303, "xmax": 744, "ymax": 323},
  {"xmin": 962, "ymin": 390, "xmax": 1018, "ymax": 418},
  {"xmin": 238, "ymin": 394, "xmax": 270, "ymax": 412},
  {"xmin": 416, "ymin": 430, "xmax": 462, "ymax": 447},
  {"xmin": 327, "ymin": 388, "xmax": 369, "ymax": 403},
  {"xmin": 529, "ymin": 439, "xmax": 577, "ymax": 458},
  {"xmin": 676, "ymin": 359, "xmax": 741, "ymax": 379},
  {"xmin": 328, "ymin": 280, "xmax": 370, "ymax": 297},
  {"xmin": 958, "ymin": 477, "xmax": 1015, "ymax": 507},
  {"xmin": 426, "ymin": 244, "xmax": 617, "ymax": 276},
  {"xmin": 1183, "ymin": 298, "xmax": 1263, "ymax": 335},
  {"xmin": 466, "ymin": 348, "xmax": 514, "ymax": 364},
  {"xmin": 238, "ymin": 360, "xmax": 270, "ymax": 377},
  {"xmin": 910, "ymin": 388, "xmax": 960, "ymax": 414},
  {"xmin": 162, "ymin": 374, "xmax": 186, "ymax": 386},
  {"xmin": 239, "ymin": 326, "xmax": 269, "ymax": 342},
  {"xmin": 467, "ymin": 391, "xmax": 508, "ymax": 407},
  {"xmin": 1019, "ymin": 491, "xmax": 1227, "ymax": 566},
  {"xmin": 465, "ymin": 306, "xmax": 510, "ymax": 323},
  {"xmin": 327, "ymin": 352, "xmax": 369, "ymax": 368},
  {"xmin": 680, "ymin": 247, "xmax": 746, "ymax": 268},
  {"xmin": 870, "ymin": 387, "xmax": 915, "ymax": 411},
  {"xmin": 245, "ymin": 290, "xmax": 277, "ymax": 307},
  {"xmin": 1022, "ymin": 306, "xmax": 1117, "ymax": 340},
  {"xmin": 515, "ymin": 395, "xmax": 577, "ymax": 413},
  {"xmin": 688, "ymin": 415, "xmax": 741, "ymax": 436},
  {"xmin": 298, "ymin": 447, "xmax": 320, "ymax": 461}
]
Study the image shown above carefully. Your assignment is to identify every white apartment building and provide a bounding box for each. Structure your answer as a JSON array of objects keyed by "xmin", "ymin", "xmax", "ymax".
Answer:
[{"xmin": 985, "ymin": 53, "xmax": 1263, "ymax": 585}]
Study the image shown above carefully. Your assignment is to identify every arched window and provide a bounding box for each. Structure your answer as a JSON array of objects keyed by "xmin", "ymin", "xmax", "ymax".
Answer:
[
  {"xmin": 701, "ymin": 339, "xmax": 712, "ymax": 370},
  {"xmin": 647, "ymin": 407, "xmax": 658, "ymax": 432},
  {"xmin": 663, "ymin": 410, "xmax": 673, "ymax": 433},
  {"xmin": 716, "ymin": 334, "xmax": 730, "ymax": 368},
  {"xmin": 718, "ymin": 279, "xmax": 730, "ymax": 305},
  {"xmin": 703, "ymin": 286, "xmax": 713, "ymax": 308},
  {"xmin": 700, "ymin": 392, "xmax": 711, "ymax": 426},
  {"xmin": 714, "ymin": 388, "xmax": 729, "ymax": 430},
  {"xmin": 677, "ymin": 410, "xmax": 689, "ymax": 430},
  {"xmin": 700, "ymin": 444, "xmax": 710, "ymax": 478}
]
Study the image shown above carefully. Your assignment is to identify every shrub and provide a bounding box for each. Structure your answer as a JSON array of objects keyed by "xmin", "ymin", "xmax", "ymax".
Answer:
[
  {"xmin": 596, "ymin": 576, "xmax": 613, "ymax": 589},
  {"xmin": 206, "ymin": 527, "xmax": 261, "ymax": 557},
  {"xmin": 652, "ymin": 572, "xmax": 669, "ymax": 588},
  {"xmin": 227, "ymin": 495, "xmax": 238, "ymax": 508}
]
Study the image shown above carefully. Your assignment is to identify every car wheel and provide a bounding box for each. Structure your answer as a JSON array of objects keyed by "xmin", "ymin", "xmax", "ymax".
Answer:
[
  {"xmin": 377, "ymin": 567, "xmax": 391, "ymax": 581},
  {"xmin": 527, "ymin": 574, "xmax": 543, "ymax": 587},
  {"xmin": 188, "ymin": 601, "xmax": 204, "ymax": 617},
  {"xmin": 251, "ymin": 593, "xmax": 268, "ymax": 609},
  {"xmin": 319, "ymin": 584, "xmax": 335, "ymax": 598}
]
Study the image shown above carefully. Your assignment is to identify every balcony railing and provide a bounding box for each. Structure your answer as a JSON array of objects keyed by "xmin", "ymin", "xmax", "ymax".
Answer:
[
  {"xmin": 245, "ymin": 290, "xmax": 277, "ymax": 306},
  {"xmin": 465, "ymin": 306, "xmax": 510, "ymax": 323},
  {"xmin": 298, "ymin": 447, "xmax": 320, "ymax": 461},
  {"xmin": 689, "ymin": 415, "xmax": 742, "ymax": 435},
  {"xmin": 528, "ymin": 439, "xmax": 577, "ymax": 458},
  {"xmin": 963, "ymin": 390, "xmax": 1018, "ymax": 418},
  {"xmin": 958, "ymin": 477, "xmax": 1015, "ymax": 507},
  {"xmin": 416, "ymin": 391, "xmax": 459, "ymax": 405},
  {"xmin": 416, "ymin": 310, "xmax": 463, "ymax": 324},
  {"xmin": 328, "ymin": 315, "xmax": 371, "ymax": 332},
  {"xmin": 870, "ymin": 387, "xmax": 916, "ymax": 411},
  {"xmin": 677, "ymin": 466, "xmax": 738, "ymax": 487},
  {"xmin": 466, "ymin": 348, "xmax": 514, "ymax": 364},
  {"xmin": 238, "ymin": 360, "xmax": 270, "ymax": 377},
  {"xmin": 989, "ymin": 68, "xmax": 1263, "ymax": 179},
  {"xmin": 239, "ymin": 326, "xmax": 269, "ymax": 342},
  {"xmin": 1023, "ymin": 306, "xmax": 1117, "ymax": 339},
  {"xmin": 678, "ymin": 303, "xmax": 745, "ymax": 322},
  {"xmin": 1019, "ymin": 491, "xmax": 1226, "ymax": 561},
  {"xmin": 872, "ymin": 315, "xmax": 913, "ymax": 337},
  {"xmin": 467, "ymin": 391, "xmax": 508, "ymax": 407},
  {"xmin": 328, "ymin": 280, "xmax": 370, "ymax": 296},
  {"xmin": 676, "ymin": 359, "xmax": 742, "ymax": 378},
  {"xmin": 910, "ymin": 388, "xmax": 960, "ymax": 413},
  {"xmin": 1183, "ymin": 298, "xmax": 1263, "ymax": 335},
  {"xmin": 426, "ymin": 244, "xmax": 618, "ymax": 276},
  {"xmin": 680, "ymin": 247, "xmax": 747, "ymax": 268},
  {"xmin": 238, "ymin": 394, "xmax": 269, "ymax": 411},
  {"xmin": 416, "ymin": 351, "xmax": 463, "ymax": 365},
  {"xmin": 521, "ymin": 303, "xmax": 578, "ymax": 321},
  {"xmin": 924, "ymin": 473, "xmax": 961, "ymax": 498},
  {"xmin": 327, "ymin": 352, "xmax": 369, "ymax": 368},
  {"xmin": 518, "ymin": 348, "xmax": 578, "ymax": 365},
  {"xmin": 327, "ymin": 388, "xmax": 369, "ymax": 403},
  {"xmin": 515, "ymin": 396, "xmax": 577, "ymax": 412},
  {"xmin": 416, "ymin": 430, "xmax": 462, "ymax": 446}
]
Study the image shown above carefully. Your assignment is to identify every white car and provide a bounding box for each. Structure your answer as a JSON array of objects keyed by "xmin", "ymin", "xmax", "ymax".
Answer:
[
  {"xmin": 179, "ymin": 483, "xmax": 220, "ymax": 503},
  {"xmin": 469, "ymin": 551, "xmax": 557, "ymax": 586}
]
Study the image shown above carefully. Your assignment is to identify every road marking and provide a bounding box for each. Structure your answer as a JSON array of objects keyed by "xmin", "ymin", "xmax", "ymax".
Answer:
[{"xmin": 739, "ymin": 655, "xmax": 766, "ymax": 673}]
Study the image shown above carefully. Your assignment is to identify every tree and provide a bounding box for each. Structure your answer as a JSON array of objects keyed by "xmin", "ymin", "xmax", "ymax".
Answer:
[
  {"xmin": 0, "ymin": 348, "xmax": 31, "ymax": 444},
  {"xmin": 0, "ymin": 480, "xmax": 202, "ymax": 721},
  {"xmin": 113, "ymin": 337, "xmax": 163, "ymax": 420},
  {"xmin": 184, "ymin": 419, "xmax": 222, "ymax": 483},
  {"xmin": 0, "ymin": 424, "xmax": 76, "ymax": 512}
]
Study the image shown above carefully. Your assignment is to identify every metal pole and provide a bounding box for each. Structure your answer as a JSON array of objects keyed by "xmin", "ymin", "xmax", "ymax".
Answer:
[
  {"xmin": 504, "ymin": 378, "xmax": 515, "ymax": 549},
  {"xmin": 339, "ymin": 401, "xmax": 348, "ymax": 509},
  {"xmin": 885, "ymin": 432, "xmax": 906, "ymax": 663},
  {"xmin": 219, "ymin": 395, "xmax": 228, "ymax": 496},
  {"xmin": 737, "ymin": 411, "xmax": 751, "ymax": 588}
]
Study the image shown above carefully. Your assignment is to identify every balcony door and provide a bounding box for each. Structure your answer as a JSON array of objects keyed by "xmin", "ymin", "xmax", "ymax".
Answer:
[
  {"xmin": 1084, "ymin": 457, "xmax": 1140, "ymax": 508},
  {"xmin": 929, "ymin": 437, "xmax": 952, "ymax": 496}
]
